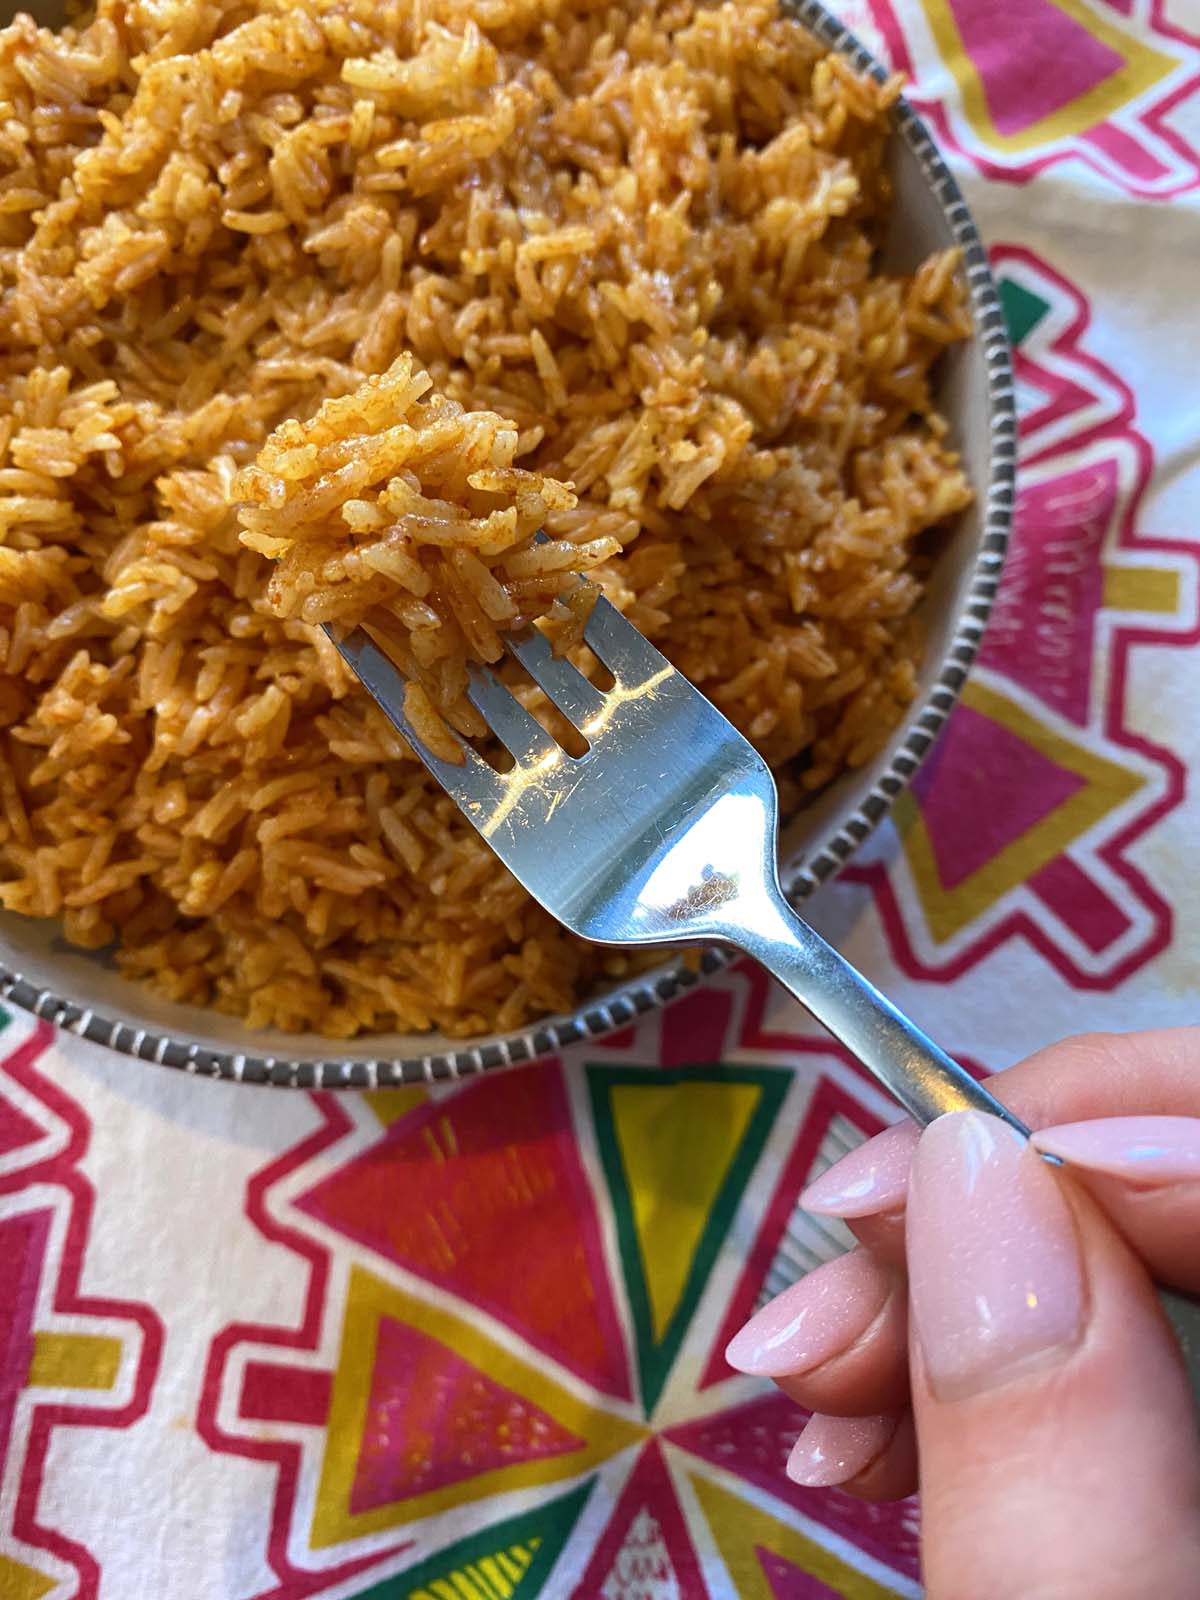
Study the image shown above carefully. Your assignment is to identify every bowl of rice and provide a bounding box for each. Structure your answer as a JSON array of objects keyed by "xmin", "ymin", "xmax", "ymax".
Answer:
[{"xmin": 0, "ymin": 0, "xmax": 1014, "ymax": 1085}]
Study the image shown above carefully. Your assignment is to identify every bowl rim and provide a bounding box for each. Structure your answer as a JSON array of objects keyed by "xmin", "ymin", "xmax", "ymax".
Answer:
[{"xmin": 0, "ymin": 0, "xmax": 1016, "ymax": 1087}]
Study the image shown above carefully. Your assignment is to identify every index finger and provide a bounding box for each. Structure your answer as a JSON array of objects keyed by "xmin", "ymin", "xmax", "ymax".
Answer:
[{"xmin": 803, "ymin": 1029, "xmax": 1200, "ymax": 1284}]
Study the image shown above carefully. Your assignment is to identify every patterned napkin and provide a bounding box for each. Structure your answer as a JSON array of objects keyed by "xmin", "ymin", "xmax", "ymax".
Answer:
[{"xmin": 3, "ymin": 3, "xmax": 1199, "ymax": 1596}]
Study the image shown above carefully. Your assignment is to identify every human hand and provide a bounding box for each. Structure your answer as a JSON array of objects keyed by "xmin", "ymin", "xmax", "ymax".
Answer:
[{"xmin": 724, "ymin": 1029, "xmax": 1200, "ymax": 1599}]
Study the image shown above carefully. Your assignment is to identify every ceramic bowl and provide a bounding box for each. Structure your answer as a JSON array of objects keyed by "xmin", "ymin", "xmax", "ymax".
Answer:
[{"xmin": 0, "ymin": 0, "xmax": 1015, "ymax": 1085}]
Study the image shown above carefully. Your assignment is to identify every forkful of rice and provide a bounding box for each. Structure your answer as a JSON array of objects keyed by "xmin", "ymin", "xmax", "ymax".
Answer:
[{"xmin": 231, "ymin": 356, "xmax": 1199, "ymax": 1395}]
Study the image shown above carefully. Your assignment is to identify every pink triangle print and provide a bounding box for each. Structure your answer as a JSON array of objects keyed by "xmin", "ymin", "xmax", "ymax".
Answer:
[
  {"xmin": 869, "ymin": 0, "xmax": 1200, "ymax": 197},
  {"xmin": 667, "ymin": 1394, "xmax": 920, "ymax": 1581},
  {"xmin": 911, "ymin": 708, "xmax": 1086, "ymax": 892},
  {"xmin": 658, "ymin": 986, "xmax": 735, "ymax": 1069},
  {"xmin": 572, "ymin": 1442, "xmax": 705, "ymax": 1598},
  {"xmin": 979, "ymin": 458, "xmax": 1114, "ymax": 725},
  {"xmin": 299, "ymin": 1060, "xmax": 631, "ymax": 1400},
  {"xmin": 945, "ymin": 0, "xmax": 1124, "ymax": 137},
  {"xmin": 351, "ymin": 1316, "xmax": 584, "ymax": 1514}
]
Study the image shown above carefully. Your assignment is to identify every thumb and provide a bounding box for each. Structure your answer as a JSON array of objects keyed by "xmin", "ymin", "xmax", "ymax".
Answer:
[{"xmin": 907, "ymin": 1111, "xmax": 1200, "ymax": 1600}]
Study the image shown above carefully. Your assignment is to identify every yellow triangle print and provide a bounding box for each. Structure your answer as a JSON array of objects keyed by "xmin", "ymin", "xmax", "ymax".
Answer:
[
  {"xmin": 690, "ymin": 1472, "xmax": 905, "ymax": 1599},
  {"xmin": 363, "ymin": 1086, "xmax": 429, "ymax": 1127},
  {"xmin": 311, "ymin": 1266, "xmax": 645, "ymax": 1549},
  {"xmin": 409, "ymin": 1536, "xmax": 539, "ymax": 1599},
  {"xmin": 610, "ymin": 1078, "xmax": 761, "ymax": 1343},
  {"xmin": 0, "ymin": 1555, "xmax": 55, "ymax": 1600}
]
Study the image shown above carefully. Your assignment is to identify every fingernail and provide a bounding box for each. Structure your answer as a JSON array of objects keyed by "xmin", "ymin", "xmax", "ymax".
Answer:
[
  {"xmin": 786, "ymin": 1412, "xmax": 898, "ymax": 1488},
  {"xmin": 800, "ymin": 1121, "xmax": 919, "ymax": 1217},
  {"xmin": 907, "ymin": 1110, "xmax": 1084, "ymax": 1400},
  {"xmin": 1033, "ymin": 1117, "xmax": 1200, "ymax": 1184},
  {"xmin": 724, "ymin": 1249, "xmax": 890, "ymax": 1378}
]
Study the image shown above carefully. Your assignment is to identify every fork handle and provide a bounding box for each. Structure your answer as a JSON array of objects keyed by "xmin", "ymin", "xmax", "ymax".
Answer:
[
  {"xmin": 740, "ymin": 889, "xmax": 1200, "ymax": 1408},
  {"xmin": 739, "ymin": 891, "xmax": 1033, "ymax": 1134}
]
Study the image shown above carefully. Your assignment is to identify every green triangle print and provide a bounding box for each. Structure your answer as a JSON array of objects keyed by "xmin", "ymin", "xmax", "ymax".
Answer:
[
  {"xmin": 998, "ymin": 277, "xmax": 1051, "ymax": 350},
  {"xmin": 357, "ymin": 1480, "xmax": 593, "ymax": 1599},
  {"xmin": 588, "ymin": 1063, "xmax": 789, "ymax": 1416}
]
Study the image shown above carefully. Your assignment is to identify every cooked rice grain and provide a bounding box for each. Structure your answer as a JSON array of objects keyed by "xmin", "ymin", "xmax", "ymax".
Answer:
[
  {"xmin": 0, "ymin": 0, "xmax": 972, "ymax": 1038},
  {"xmin": 235, "ymin": 353, "xmax": 607, "ymax": 744}
]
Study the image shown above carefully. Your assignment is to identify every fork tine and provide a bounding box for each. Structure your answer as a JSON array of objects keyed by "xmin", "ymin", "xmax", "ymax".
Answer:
[
  {"xmin": 467, "ymin": 665, "xmax": 561, "ymax": 766},
  {"xmin": 505, "ymin": 627, "xmax": 606, "ymax": 732},
  {"xmin": 324, "ymin": 626, "xmax": 504, "ymax": 805},
  {"xmin": 583, "ymin": 595, "xmax": 672, "ymax": 686}
]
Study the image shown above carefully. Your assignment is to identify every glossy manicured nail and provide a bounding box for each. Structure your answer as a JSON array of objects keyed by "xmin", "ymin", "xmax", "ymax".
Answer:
[
  {"xmin": 800, "ymin": 1121, "xmax": 919, "ymax": 1217},
  {"xmin": 907, "ymin": 1111, "xmax": 1084, "ymax": 1400},
  {"xmin": 725, "ymin": 1249, "xmax": 890, "ymax": 1378},
  {"xmin": 786, "ymin": 1412, "xmax": 898, "ymax": 1488},
  {"xmin": 1033, "ymin": 1117, "xmax": 1200, "ymax": 1184}
]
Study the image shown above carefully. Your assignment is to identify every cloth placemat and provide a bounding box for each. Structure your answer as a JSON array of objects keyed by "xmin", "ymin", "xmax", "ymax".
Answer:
[{"xmin": 3, "ymin": 2, "xmax": 1199, "ymax": 1595}]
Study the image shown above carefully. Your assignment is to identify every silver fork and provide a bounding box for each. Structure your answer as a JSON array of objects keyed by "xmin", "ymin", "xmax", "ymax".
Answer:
[{"xmin": 327, "ymin": 599, "xmax": 1200, "ymax": 1391}]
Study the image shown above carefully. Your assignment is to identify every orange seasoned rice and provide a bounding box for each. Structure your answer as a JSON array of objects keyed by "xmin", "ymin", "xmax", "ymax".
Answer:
[
  {"xmin": 234, "ymin": 352, "xmax": 612, "ymax": 761},
  {"xmin": 0, "ymin": 0, "xmax": 973, "ymax": 1038}
]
